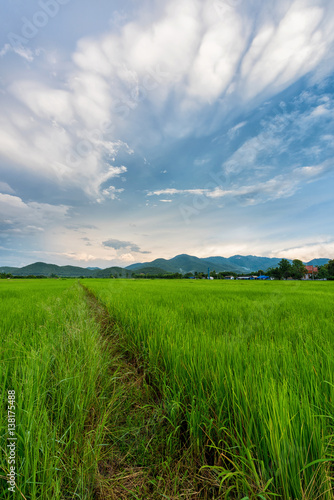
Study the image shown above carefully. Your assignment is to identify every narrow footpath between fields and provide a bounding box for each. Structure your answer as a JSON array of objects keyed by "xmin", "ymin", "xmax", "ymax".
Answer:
[{"xmin": 81, "ymin": 285, "xmax": 221, "ymax": 500}]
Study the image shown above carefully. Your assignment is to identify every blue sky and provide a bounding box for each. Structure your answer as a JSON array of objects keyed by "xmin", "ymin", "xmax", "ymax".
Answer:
[{"xmin": 0, "ymin": 0, "xmax": 334, "ymax": 268}]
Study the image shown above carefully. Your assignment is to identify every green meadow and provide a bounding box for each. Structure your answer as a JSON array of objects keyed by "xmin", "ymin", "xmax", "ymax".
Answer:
[{"xmin": 1, "ymin": 278, "xmax": 334, "ymax": 499}]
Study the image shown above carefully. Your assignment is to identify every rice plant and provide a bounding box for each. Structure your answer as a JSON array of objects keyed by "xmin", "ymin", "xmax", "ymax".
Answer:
[
  {"xmin": 84, "ymin": 279, "xmax": 334, "ymax": 499},
  {"xmin": 0, "ymin": 280, "xmax": 116, "ymax": 499}
]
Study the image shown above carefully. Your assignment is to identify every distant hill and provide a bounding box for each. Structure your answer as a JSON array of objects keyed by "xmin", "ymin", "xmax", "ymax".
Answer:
[
  {"xmin": 126, "ymin": 254, "xmax": 331, "ymax": 274},
  {"xmin": 132, "ymin": 266, "xmax": 172, "ymax": 276},
  {"xmin": 305, "ymin": 258, "xmax": 330, "ymax": 267},
  {"xmin": 224, "ymin": 255, "xmax": 282, "ymax": 272},
  {"xmin": 126, "ymin": 254, "xmax": 243, "ymax": 273},
  {"xmin": 94, "ymin": 267, "xmax": 128, "ymax": 278},
  {"xmin": 0, "ymin": 266, "xmax": 19, "ymax": 274},
  {"xmin": 1, "ymin": 262, "xmax": 95, "ymax": 277},
  {"xmin": 127, "ymin": 254, "xmax": 272, "ymax": 273},
  {"xmin": 1, "ymin": 255, "xmax": 331, "ymax": 277}
]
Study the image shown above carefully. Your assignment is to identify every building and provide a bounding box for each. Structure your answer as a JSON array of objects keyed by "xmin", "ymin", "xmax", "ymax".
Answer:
[{"xmin": 304, "ymin": 265, "xmax": 318, "ymax": 280}]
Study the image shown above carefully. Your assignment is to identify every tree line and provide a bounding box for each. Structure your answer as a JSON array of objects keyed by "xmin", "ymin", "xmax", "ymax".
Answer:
[
  {"xmin": 1, "ymin": 259, "xmax": 333, "ymax": 280},
  {"xmin": 266, "ymin": 259, "xmax": 334, "ymax": 280}
]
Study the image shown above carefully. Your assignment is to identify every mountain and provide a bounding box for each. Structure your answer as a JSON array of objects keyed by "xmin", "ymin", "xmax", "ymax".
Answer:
[
  {"xmin": 5, "ymin": 262, "xmax": 95, "ymax": 277},
  {"xmin": 94, "ymin": 267, "xmax": 128, "ymax": 278},
  {"xmin": 0, "ymin": 267, "xmax": 19, "ymax": 274},
  {"xmin": 126, "ymin": 254, "xmax": 332, "ymax": 274},
  {"xmin": 305, "ymin": 258, "xmax": 330, "ymax": 267},
  {"xmin": 127, "ymin": 254, "xmax": 244, "ymax": 273},
  {"xmin": 132, "ymin": 266, "xmax": 172, "ymax": 276},
  {"xmin": 169, "ymin": 254, "xmax": 241, "ymax": 273},
  {"xmin": 86, "ymin": 267, "xmax": 101, "ymax": 270},
  {"xmin": 225, "ymin": 255, "xmax": 283, "ymax": 272},
  {"xmin": 1, "ymin": 256, "xmax": 331, "ymax": 278},
  {"xmin": 126, "ymin": 258, "xmax": 174, "ymax": 272}
]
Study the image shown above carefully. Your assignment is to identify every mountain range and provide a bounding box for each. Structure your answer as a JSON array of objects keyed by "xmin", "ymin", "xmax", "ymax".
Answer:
[
  {"xmin": 0, "ymin": 255, "xmax": 330, "ymax": 277},
  {"xmin": 126, "ymin": 254, "xmax": 330, "ymax": 274}
]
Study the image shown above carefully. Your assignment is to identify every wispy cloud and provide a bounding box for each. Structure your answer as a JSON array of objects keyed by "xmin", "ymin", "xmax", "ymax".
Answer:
[
  {"xmin": 0, "ymin": 43, "xmax": 34, "ymax": 61},
  {"xmin": 148, "ymin": 161, "xmax": 332, "ymax": 205},
  {"xmin": 102, "ymin": 238, "xmax": 150, "ymax": 254}
]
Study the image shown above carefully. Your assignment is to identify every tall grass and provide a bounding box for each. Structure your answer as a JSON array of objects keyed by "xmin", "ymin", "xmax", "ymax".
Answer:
[
  {"xmin": 0, "ymin": 280, "xmax": 114, "ymax": 499},
  {"xmin": 84, "ymin": 279, "xmax": 334, "ymax": 499}
]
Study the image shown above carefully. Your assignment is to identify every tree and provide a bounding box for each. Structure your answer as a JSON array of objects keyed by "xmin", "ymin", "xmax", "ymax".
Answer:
[
  {"xmin": 327, "ymin": 259, "xmax": 334, "ymax": 278},
  {"xmin": 291, "ymin": 260, "xmax": 306, "ymax": 279},
  {"xmin": 278, "ymin": 259, "xmax": 293, "ymax": 279},
  {"xmin": 318, "ymin": 266, "xmax": 329, "ymax": 279}
]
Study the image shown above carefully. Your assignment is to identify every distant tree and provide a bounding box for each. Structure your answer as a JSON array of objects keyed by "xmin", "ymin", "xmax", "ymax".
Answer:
[
  {"xmin": 291, "ymin": 259, "xmax": 307, "ymax": 279},
  {"xmin": 0, "ymin": 273, "xmax": 11, "ymax": 279},
  {"xmin": 278, "ymin": 259, "xmax": 293, "ymax": 279},
  {"xmin": 318, "ymin": 265, "xmax": 329, "ymax": 279},
  {"xmin": 327, "ymin": 259, "xmax": 334, "ymax": 278},
  {"xmin": 126, "ymin": 272, "xmax": 129, "ymax": 279},
  {"xmin": 266, "ymin": 267, "xmax": 279, "ymax": 279}
]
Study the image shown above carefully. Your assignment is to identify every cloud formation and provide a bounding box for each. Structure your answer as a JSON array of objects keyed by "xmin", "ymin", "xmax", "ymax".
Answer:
[
  {"xmin": 0, "ymin": 0, "xmax": 334, "ymax": 266},
  {"xmin": 102, "ymin": 238, "xmax": 150, "ymax": 254}
]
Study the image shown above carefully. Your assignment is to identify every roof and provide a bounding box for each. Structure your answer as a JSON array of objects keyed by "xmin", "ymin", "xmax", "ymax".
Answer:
[{"xmin": 305, "ymin": 265, "xmax": 318, "ymax": 273}]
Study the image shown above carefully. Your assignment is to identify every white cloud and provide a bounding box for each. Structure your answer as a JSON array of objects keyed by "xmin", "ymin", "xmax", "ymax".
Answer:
[
  {"xmin": 118, "ymin": 253, "xmax": 136, "ymax": 263},
  {"xmin": 0, "ymin": 43, "xmax": 34, "ymax": 61},
  {"xmin": 1, "ymin": 0, "xmax": 334, "ymax": 203},
  {"xmin": 148, "ymin": 161, "xmax": 332, "ymax": 205},
  {"xmin": 98, "ymin": 185, "xmax": 125, "ymax": 203},
  {"xmin": 0, "ymin": 182, "xmax": 15, "ymax": 194},
  {"xmin": 148, "ymin": 188, "xmax": 209, "ymax": 196},
  {"xmin": 270, "ymin": 239, "xmax": 334, "ymax": 261},
  {"xmin": 227, "ymin": 121, "xmax": 247, "ymax": 139},
  {"xmin": 10, "ymin": 81, "xmax": 73, "ymax": 124},
  {"xmin": 240, "ymin": 1, "xmax": 331, "ymax": 101},
  {"xmin": 0, "ymin": 193, "xmax": 70, "ymax": 230}
]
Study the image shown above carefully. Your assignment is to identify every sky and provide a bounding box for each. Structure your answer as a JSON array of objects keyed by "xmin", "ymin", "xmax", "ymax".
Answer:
[{"xmin": 0, "ymin": 0, "xmax": 334, "ymax": 268}]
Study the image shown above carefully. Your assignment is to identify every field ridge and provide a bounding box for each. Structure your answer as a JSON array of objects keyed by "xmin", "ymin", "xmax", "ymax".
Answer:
[{"xmin": 82, "ymin": 283, "xmax": 221, "ymax": 499}]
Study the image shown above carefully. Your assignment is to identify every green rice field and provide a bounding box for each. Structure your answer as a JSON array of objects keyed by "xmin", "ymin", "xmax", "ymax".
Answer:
[
  {"xmin": 1, "ymin": 278, "xmax": 334, "ymax": 499},
  {"xmin": 83, "ymin": 279, "xmax": 334, "ymax": 499},
  {"xmin": 0, "ymin": 280, "xmax": 114, "ymax": 499}
]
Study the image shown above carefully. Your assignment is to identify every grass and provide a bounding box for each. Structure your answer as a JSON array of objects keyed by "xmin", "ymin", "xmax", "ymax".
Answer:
[
  {"xmin": 83, "ymin": 279, "xmax": 334, "ymax": 499},
  {"xmin": 0, "ymin": 280, "xmax": 116, "ymax": 499},
  {"xmin": 1, "ymin": 278, "xmax": 334, "ymax": 499}
]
